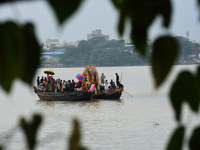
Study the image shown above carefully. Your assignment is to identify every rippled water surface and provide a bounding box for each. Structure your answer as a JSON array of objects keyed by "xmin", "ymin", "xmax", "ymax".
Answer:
[{"xmin": 0, "ymin": 65, "xmax": 199, "ymax": 150}]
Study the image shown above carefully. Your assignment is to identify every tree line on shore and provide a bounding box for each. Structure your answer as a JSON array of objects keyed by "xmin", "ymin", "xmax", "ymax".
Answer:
[
  {"xmin": 46, "ymin": 36, "xmax": 200, "ymax": 67},
  {"xmin": 58, "ymin": 37, "xmax": 151, "ymax": 66}
]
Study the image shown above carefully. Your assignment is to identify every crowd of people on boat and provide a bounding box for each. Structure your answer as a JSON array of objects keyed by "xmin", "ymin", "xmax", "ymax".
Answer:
[{"xmin": 37, "ymin": 72, "xmax": 123, "ymax": 93}]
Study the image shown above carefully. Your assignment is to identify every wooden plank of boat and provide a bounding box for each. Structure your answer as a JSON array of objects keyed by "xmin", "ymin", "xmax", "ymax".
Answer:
[{"xmin": 92, "ymin": 88, "xmax": 123, "ymax": 100}]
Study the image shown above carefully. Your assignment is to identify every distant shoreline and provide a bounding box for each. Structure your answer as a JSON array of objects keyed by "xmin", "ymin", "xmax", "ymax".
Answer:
[{"xmin": 39, "ymin": 63, "xmax": 196, "ymax": 68}]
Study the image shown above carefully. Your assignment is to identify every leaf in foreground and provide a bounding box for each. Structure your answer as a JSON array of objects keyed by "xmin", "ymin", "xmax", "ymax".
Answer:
[
  {"xmin": 152, "ymin": 36, "xmax": 178, "ymax": 87},
  {"xmin": 20, "ymin": 114, "xmax": 42, "ymax": 150},
  {"xmin": 189, "ymin": 126, "xmax": 200, "ymax": 150},
  {"xmin": 166, "ymin": 126, "xmax": 185, "ymax": 150},
  {"xmin": 170, "ymin": 71, "xmax": 200, "ymax": 121},
  {"xmin": 111, "ymin": 0, "xmax": 172, "ymax": 56},
  {"xmin": 0, "ymin": 22, "xmax": 40, "ymax": 92},
  {"xmin": 48, "ymin": 0, "xmax": 83, "ymax": 24},
  {"xmin": 69, "ymin": 118, "xmax": 87, "ymax": 150}
]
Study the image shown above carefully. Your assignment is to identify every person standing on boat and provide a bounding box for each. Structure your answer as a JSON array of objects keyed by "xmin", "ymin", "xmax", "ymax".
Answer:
[
  {"xmin": 40, "ymin": 76, "xmax": 44, "ymax": 84},
  {"xmin": 100, "ymin": 73, "xmax": 106, "ymax": 85},
  {"xmin": 67, "ymin": 80, "xmax": 71, "ymax": 92},
  {"xmin": 54, "ymin": 82, "xmax": 58, "ymax": 93},
  {"xmin": 47, "ymin": 74, "xmax": 50, "ymax": 81},
  {"xmin": 71, "ymin": 80, "xmax": 75, "ymax": 91},
  {"xmin": 116, "ymin": 73, "xmax": 119, "ymax": 87},
  {"xmin": 48, "ymin": 80, "xmax": 52, "ymax": 92},
  {"xmin": 60, "ymin": 80, "xmax": 62, "ymax": 92},
  {"xmin": 57, "ymin": 81, "xmax": 60, "ymax": 93},
  {"xmin": 37, "ymin": 76, "xmax": 40, "ymax": 86},
  {"xmin": 63, "ymin": 80, "xmax": 66, "ymax": 92},
  {"xmin": 51, "ymin": 79, "xmax": 55, "ymax": 92}
]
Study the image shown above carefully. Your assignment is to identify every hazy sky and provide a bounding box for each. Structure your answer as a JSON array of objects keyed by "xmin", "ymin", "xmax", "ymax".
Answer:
[{"xmin": 0, "ymin": 0, "xmax": 199, "ymax": 43}]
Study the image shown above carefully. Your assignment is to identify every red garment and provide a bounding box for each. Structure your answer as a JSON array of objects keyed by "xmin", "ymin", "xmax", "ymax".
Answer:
[
  {"xmin": 82, "ymin": 86, "xmax": 86, "ymax": 91},
  {"xmin": 51, "ymin": 81, "xmax": 55, "ymax": 90}
]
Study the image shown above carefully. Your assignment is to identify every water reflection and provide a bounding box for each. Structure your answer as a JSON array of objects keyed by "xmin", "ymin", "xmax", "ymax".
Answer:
[{"xmin": 36, "ymin": 99, "xmax": 123, "ymax": 109}]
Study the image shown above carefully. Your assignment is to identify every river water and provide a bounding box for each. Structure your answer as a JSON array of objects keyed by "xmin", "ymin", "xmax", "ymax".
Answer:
[{"xmin": 0, "ymin": 65, "xmax": 200, "ymax": 150}]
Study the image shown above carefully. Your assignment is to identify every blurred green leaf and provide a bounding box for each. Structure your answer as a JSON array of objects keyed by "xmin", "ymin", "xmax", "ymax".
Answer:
[
  {"xmin": 111, "ymin": 0, "xmax": 172, "ymax": 55},
  {"xmin": 158, "ymin": 0, "xmax": 171, "ymax": 27},
  {"xmin": 0, "ymin": 22, "xmax": 20, "ymax": 92},
  {"xmin": 189, "ymin": 126, "xmax": 200, "ymax": 150},
  {"xmin": 166, "ymin": 126, "xmax": 185, "ymax": 150},
  {"xmin": 0, "ymin": 146, "xmax": 3, "ymax": 150},
  {"xmin": 20, "ymin": 114, "xmax": 42, "ymax": 150},
  {"xmin": 170, "ymin": 71, "xmax": 200, "ymax": 122},
  {"xmin": 0, "ymin": 0, "xmax": 15, "ymax": 3},
  {"xmin": 0, "ymin": 22, "xmax": 40, "ymax": 92},
  {"xmin": 48, "ymin": 0, "xmax": 83, "ymax": 24},
  {"xmin": 152, "ymin": 36, "xmax": 178, "ymax": 87},
  {"xmin": 69, "ymin": 118, "xmax": 87, "ymax": 150}
]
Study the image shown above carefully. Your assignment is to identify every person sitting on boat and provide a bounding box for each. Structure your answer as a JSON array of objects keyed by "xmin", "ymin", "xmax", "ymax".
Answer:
[
  {"xmin": 82, "ymin": 84, "xmax": 86, "ymax": 91},
  {"xmin": 119, "ymin": 82, "xmax": 124, "ymax": 88},
  {"xmin": 105, "ymin": 80, "xmax": 109, "ymax": 92},
  {"xmin": 87, "ymin": 84, "xmax": 90, "ymax": 90},
  {"xmin": 110, "ymin": 79, "xmax": 116, "ymax": 89},
  {"xmin": 90, "ymin": 83, "xmax": 96, "ymax": 92}
]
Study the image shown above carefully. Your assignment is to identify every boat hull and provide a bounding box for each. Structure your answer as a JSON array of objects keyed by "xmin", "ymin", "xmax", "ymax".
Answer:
[
  {"xmin": 92, "ymin": 89, "xmax": 122, "ymax": 100},
  {"xmin": 36, "ymin": 92, "xmax": 93, "ymax": 101},
  {"xmin": 34, "ymin": 86, "xmax": 93, "ymax": 101}
]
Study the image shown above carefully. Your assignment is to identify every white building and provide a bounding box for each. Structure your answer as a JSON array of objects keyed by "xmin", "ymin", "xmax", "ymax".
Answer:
[
  {"xmin": 45, "ymin": 38, "xmax": 60, "ymax": 47},
  {"xmin": 66, "ymin": 40, "xmax": 79, "ymax": 47},
  {"xmin": 87, "ymin": 29, "xmax": 109, "ymax": 40}
]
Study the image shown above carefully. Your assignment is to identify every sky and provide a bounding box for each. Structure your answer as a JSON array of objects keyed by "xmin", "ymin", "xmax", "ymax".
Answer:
[{"xmin": 0, "ymin": 0, "xmax": 199, "ymax": 43}]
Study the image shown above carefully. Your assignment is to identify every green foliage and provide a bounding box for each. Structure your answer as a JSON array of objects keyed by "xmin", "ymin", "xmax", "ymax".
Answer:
[
  {"xmin": 189, "ymin": 126, "xmax": 200, "ymax": 150},
  {"xmin": 170, "ymin": 67, "xmax": 200, "ymax": 121},
  {"xmin": 59, "ymin": 38, "xmax": 148, "ymax": 66},
  {"xmin": 0, "ymin": 21, "xmax": 40, "ymax": 92},
  {"xmin": 1, "ymin": 0, "xmax": 200, "ymax": 150},
  {"xmin": 20, "ymin": 114, "xmax": 43, "ymax": 150},
  {"xmin": 48, "ymin": 46, "xmax": 65, "ymax": 52},
  {"xmin": 88, "ymin": 37, "xmax": 106, "ymax": 45},
  {"xmin": 166, "ymin": 126, "xmax": 185, "ymax": 150},
  {"xmin": 152, "ymin": 36, "xmax": 178, "ymax": 87},
  {"xmin": 175, "ymin": 36, "xmax": 194, "ymax": 56},
  {"xmin": 111, "ymin": 0, "xmax": 172, "ymax": 55},
  {"xmin": 48, "ymin": 0, "xmax": 84, "ymax": 24},
  {"xmin": 69, "ymin": 119, "xmax": 87, "ymax": 150}
]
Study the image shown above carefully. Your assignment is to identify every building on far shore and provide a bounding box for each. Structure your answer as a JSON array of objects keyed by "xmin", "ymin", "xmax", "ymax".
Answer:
[
  {"xmin": 45, "ymin": 38, "xmax": 60, "ymax": 47},
  {"xmin": 87, "ymin": 29, "xmax": 109, "ymax": 40},
  {"xmin": 66, "ymin": 40, "xmax": 79, "ymax": 47}
]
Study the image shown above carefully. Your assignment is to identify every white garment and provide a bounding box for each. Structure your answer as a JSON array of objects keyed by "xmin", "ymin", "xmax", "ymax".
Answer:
[
  {"xmin": 105, "ymin": 81, "xmax": 109, "ymax": 91},
  {"xmin": 57, "ymin": 83, "xmax": 60, "ymax": 90},
  {"xmin": 101, "ymin": 74, "xmax": 106, "ymax": 80}
]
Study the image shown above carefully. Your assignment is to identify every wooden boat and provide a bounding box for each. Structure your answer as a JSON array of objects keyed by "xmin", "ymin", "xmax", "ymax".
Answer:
[
  {"xmin": 34, "ymin": 86, "xmax": 93, "ymax": 101},
  {"xmin": 92, "ymin": 88, "xmax": 123, "ymax": 99},
  {"xmin": 34, "ymin": 65, "xmax": 124, "ymax": 101}
]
